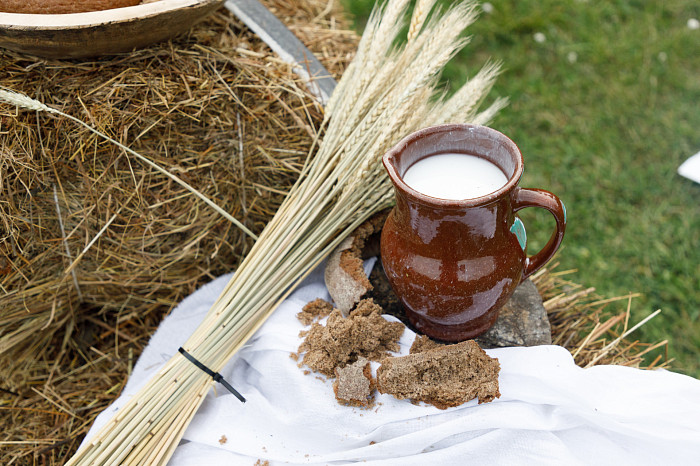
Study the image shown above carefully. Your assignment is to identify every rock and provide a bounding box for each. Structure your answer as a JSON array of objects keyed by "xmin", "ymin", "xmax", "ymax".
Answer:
[
  {"xmin": 475, "ymin": 279, "xmax": 552, "ymax": 348},
  {"xmin": 366, "ymin": 260, "xmax": 404, "ymax": 319}
]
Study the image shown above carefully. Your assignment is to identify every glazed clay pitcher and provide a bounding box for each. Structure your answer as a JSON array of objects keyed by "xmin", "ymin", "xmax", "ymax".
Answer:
[{"xmin": 380, "ymin": 124, "xmax": 566, "ymax": 342}]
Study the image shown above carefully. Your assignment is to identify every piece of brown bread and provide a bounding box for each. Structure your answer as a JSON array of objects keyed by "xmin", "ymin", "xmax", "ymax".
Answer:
[
  {"xmin": 377, "ymin": 340, "xmax": 500, "ymax": 409},
  {"xmin": 333, "ymin": 357, "xmax": 374, "ymax": 407},
  {"xmin": 298, "ymin": 298, "xmax": 404, "ymax": 377},
  {"xmin": 324, "ymin": 210, "xmax": 389, "ymax": 315}
]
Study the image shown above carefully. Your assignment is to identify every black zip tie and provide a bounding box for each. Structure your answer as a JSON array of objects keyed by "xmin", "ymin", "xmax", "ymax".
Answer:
[{"xmin": 178, "ymin": 347, "xmax": 246, "ymax": 403}]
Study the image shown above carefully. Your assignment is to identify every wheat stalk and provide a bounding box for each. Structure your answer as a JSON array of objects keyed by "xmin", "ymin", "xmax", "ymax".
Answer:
[{"xmin": 65, "ymin": 1, "xmax": 504, "ymax": 463}]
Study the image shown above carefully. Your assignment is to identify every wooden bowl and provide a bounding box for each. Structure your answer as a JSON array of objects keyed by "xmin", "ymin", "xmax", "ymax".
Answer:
[{"xmin": 0, "ymin": 0, "xmax": 224, "ymax": 59}]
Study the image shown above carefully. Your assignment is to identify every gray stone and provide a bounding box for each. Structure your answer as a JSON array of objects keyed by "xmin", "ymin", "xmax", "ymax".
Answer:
[{"xmin": 475, "ymin": 279, "xmax": 552, "ymax": 348}]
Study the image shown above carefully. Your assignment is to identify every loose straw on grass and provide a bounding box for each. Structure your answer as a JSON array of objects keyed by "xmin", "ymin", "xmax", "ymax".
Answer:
[
  {"xmin": 58, "ymin": 1, "xmax": 504, "ymax": 463},
  {"xmin": 585, "ymin": 309, "xmax": 662, "ymax": 368},
  {"xmin": 534, "ymin": 265, "xmax": 670, "ymax": 369}
]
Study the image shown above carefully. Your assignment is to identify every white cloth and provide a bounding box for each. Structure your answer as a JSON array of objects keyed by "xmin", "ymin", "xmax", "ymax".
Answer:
[
  {"xmin": 679, "ymin": 150, "xmax": 700, "ymax": 184},
  {"xmin": 84, "ymin": 259, "xmax": 700, "ymax": 465}
]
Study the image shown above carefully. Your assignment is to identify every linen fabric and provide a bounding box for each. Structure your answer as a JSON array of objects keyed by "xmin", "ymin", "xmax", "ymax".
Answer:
[{"xmin": 84, "ymin": 259, "xmax": 700, "ymax": 465}]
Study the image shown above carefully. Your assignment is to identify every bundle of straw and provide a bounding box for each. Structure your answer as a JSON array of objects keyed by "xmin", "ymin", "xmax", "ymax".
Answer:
[{"xmin": 42, "ymin": 0, "xmax": 503, "ymax": 462}]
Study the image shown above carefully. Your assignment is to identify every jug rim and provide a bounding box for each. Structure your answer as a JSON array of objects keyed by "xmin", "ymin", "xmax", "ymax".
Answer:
[{"xmin": 382, "ymin": 123, "xmax": 524, "ymax": 208}]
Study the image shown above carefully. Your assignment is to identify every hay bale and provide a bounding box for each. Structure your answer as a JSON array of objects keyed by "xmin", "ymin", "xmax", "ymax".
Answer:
[{"xmin": 0, "ymin": 1, "xmax": 357, "ymax": 462}]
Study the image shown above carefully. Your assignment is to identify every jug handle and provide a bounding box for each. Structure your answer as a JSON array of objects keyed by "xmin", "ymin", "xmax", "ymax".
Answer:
[{"xmin": 512, "ymin": 187, "xmax": 567, "ymax": 280}]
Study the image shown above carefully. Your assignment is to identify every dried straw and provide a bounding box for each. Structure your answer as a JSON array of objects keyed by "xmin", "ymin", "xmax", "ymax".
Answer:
[
  {"xmin": 532, "ymin": 264, "xmax": 670, "ymax": 370},
  {"xmin": 0, "ymin": 87, "xmax": 256, "ymax": 239}
]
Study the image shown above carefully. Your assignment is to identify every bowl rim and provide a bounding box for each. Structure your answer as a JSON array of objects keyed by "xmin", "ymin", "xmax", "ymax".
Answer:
[{"xmin": 0, "ymin": 0, "xmax": 221, "ymax": 28}]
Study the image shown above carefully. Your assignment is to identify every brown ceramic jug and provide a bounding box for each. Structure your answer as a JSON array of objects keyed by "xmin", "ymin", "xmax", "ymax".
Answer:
[{"xmin": 380, "ymin": 124, "xmax": 566, "ymax": 342}]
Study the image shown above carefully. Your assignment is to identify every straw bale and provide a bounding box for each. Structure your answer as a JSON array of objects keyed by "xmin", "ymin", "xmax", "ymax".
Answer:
[{"xmin": 0, "ymin": 1, "xmax": 357, "ymax": 463}]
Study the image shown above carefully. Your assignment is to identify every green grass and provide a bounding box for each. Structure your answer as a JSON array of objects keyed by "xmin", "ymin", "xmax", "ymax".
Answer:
[{"xmin": 344, "ymin": 0, "xmax": 700, "ymax": 376}]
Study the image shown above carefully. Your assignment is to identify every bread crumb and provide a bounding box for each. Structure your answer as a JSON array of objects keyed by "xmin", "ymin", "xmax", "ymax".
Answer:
[
  {"xmin": 409, "ymin": 335, "xmax": 443, "ymax": 354},
  {"xmin": 377, "ymin": 341, "xmax": 500, "ymax": 409},
  {"xmin": 298, "ymin": 298, "xmax": 404, "ymax": 377},
  {"xmin": 253, "ymin": 460, "xmax": 269, "ymax": 466},
  {"xmin": 297, "ymin": 298, "xmax": 334, "ymax": 325},
  {"xmin": 218, "ymin": 435, "xmax": 227, "ymax": 445},
  {"xmin": 333, "ymin": 357, "xmax": 374, "ymax": 407}
]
